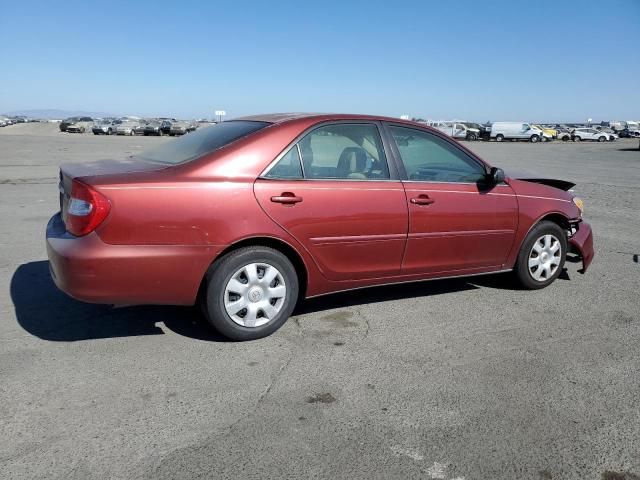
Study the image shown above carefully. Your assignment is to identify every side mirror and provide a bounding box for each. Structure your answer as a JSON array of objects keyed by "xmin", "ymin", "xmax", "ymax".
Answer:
[{"xmin": 488, "ymin": 167, "xmax": 505, "ymax": 184}]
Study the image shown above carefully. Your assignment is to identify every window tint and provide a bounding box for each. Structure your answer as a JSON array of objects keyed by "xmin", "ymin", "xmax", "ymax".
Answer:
[
  {"xmin": 264, "ymin": 146, "xmax": 303, "ymax": 179},
  {"xmin": 298, "ymin": 123, "xmax": 390, "ymax": 180},
  {"xmin": 137, "ymin": 120, "xmax": 270, "ymax": 165},
  {"xmin": 388, "ymin": 126, "xmax": 486, "ymax": 183}
]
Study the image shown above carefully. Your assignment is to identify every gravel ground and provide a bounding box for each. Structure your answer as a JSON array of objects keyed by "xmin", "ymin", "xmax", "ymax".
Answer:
[{"xmin": 1, "ymin": 122, "xmax": 639, "ymax": 480}]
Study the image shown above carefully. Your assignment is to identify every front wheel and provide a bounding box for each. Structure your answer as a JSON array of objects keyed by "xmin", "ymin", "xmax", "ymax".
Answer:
[
  {"xmin": 202, "ymin": 246, "xmax": 299, "ymax": 341},
  {"xmin": 466, "ymin": 133, "xmax": 477, "ymax": 141},
  {"xmin": 598, "ymin": 136, "xmax": 606, "ymax": 142},
  {"xmin": 530, "ymin": 134, "xmax": 540, "ymax": 143},
  {"xmin": 514, "ymin": 221, "xmax": 567, "ymax": 289}
]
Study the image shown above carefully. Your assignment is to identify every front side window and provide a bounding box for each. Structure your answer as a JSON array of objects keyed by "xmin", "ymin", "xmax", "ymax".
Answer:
[{"xmin": 388, "ymin": 125, "xmax": 486, "ymax": 183}]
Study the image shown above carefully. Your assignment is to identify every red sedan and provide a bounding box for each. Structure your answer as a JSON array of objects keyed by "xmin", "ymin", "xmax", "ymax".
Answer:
[{"xmin": 47, "ymin": 113, "xmax": 594, "ymax": 340}]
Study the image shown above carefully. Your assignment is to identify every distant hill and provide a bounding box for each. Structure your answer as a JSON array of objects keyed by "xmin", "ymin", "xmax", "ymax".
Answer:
[{"xmin": 3, "ymin": 109, "xmax": 120, "ymax": 119}]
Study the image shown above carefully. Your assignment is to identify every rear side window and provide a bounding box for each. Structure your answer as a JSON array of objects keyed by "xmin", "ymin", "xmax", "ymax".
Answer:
[
  {"xmin": 137, "ymin": 120, "xmax": 270, "ymax": 165},
  {"xmin": 264, "ymin": 146, "xmax": 303, "ymax": 179},
  {"xmin": 263, "ymin": 123, "xmax": 390, "ymax": 180}
]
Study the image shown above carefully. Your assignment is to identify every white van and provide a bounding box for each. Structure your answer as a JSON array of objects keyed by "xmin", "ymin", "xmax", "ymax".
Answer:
[
  {"xmin": 431, "ymin": 121, "xmax": 481, "ymax": 141},
  {"xmin": 490, "ymin": 122, "xmax": 549, "ymax": 143}
]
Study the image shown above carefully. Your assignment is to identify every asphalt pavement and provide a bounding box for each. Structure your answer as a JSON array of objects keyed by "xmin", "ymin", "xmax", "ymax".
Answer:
[{"xmin": 1, "ymin": 123, "xmax": 639, "ymax": 479}]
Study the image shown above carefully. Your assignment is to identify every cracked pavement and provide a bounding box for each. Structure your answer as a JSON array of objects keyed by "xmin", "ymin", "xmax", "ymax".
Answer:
[{"xmin": 1, "ymin": 123, "xmax": 639, "ymax": 479}]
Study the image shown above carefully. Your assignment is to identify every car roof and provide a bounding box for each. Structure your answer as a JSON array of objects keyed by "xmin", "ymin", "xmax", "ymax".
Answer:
[{"xmin": 234, "ymin": 112, "xmax": 422, "ymax": 126}]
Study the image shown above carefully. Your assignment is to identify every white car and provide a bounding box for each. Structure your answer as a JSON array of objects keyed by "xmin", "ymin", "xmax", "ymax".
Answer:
[
  {"xmin": 572, "ymin": 128, "xmax": 614, "ymax": 142},
  {"xmin": 431, "ymin": 121, "xmax": 481, "ymax": 141}
]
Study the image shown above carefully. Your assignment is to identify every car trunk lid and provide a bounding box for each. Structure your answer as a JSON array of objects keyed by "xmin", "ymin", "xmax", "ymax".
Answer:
[{"xmin": 58, "ymin": 157, "xmax": 168, "ymax": 227}]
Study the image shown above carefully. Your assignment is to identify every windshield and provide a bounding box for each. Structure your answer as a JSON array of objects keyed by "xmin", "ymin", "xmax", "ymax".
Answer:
[{"xmin": 136, "ymin": 120, "xmax": 270, "ymax": 165}]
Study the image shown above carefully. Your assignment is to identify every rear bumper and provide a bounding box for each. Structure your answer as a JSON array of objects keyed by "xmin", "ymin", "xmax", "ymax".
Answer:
[
  {"xmin": 46, "ymin": 213, "xmax": 222, "ymax": 306},
  {"xmin": 568, "ymin": 221, "xmax": 594, "ymax": 273}
]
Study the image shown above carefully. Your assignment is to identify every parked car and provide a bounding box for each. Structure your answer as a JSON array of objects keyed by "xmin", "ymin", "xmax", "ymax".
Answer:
[
  {"xmin": 491, "ymin": 122, "xmax": 549, "ymax": 142},
  {"xmin": 0, "ymin": 116, "xmax": 10, "ymax": 127},
  {"xmin": 169, "ymin": 121, "xmax": 197, "ymax": 136},
  {"xmin": 161, "ymin": 119, "xmax": 175, "ymax": 135},
  {"xmin": 115, "ymin": 121, "xmax": 139, "ymax": 136},
  {"xmin": 557, "ymin": 131, "xmax": 573, "ymax": 141},
  {"xmin": 572, "ymin": 128, "xmax": 614, "ymax": 142},
  {"xmin": 92, "ymin": 119, "xmax": 121, "ymax": 135},
  {"xmin": 46, "ymin": 113, "xmax": 594, "ymax": 341},
  {"xmin": 143, "ymin": 120, "xmax": 164, "ymax": 136},
  {"xmin": 432, "ymin": 121, "xmax": 480, "ymax": 141},
  {"xmin": 60, "ymin": 117, "xmax": 93, "ymax": 133},
  {"xmin": 533, "ymin": 124, "xmax": 558, "ymax": 139},
  {"xmin": 617, "ymin": 128, "xmax": 640, "ymax": 138},
  {"xmin": 463, "ymin": 122, "xmax": 491, "ymax": 141}
]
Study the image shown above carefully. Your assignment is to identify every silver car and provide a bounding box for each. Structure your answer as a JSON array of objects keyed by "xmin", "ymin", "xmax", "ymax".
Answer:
[
  {"xmin": 169, "ymin": 121, "xmax": 197, "ymax": 136},
  {"xmin": 115, "ymin": 121, "xmax": 139, "ymax": 136}
]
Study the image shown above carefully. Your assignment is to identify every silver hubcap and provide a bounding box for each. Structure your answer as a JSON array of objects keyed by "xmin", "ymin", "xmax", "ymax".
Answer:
[
  {"xmin": 528, "ymin": 234, "xmax": 562, "ymax": 282},
  {"xmin": 224, "ymin": 262, "xmax": 286, "ymax": 328}
]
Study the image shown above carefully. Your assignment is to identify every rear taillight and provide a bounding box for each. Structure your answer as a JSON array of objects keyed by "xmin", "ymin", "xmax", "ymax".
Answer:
[{"xmin": 66, "ymin": 179, "xmax": 111, "ymax": 236}]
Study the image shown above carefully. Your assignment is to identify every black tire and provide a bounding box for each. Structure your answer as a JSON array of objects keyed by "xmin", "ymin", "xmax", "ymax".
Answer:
[
  {"xmin": 561, "ymin": 135, "xmax": 569, "ymax": 141},
  {"xmin": 530, "ymin": 134, "xmax": 540, "ymax": 143},
  {"xmin": 598, "ymin": 136, "xmax": 606, "ymax": 142},
  {"xmin": 202, "ymin": 246, "xmax": 299, "ymax": 341},
  {"xmin": 496, "ymin": 134, "xmax": 504, "ymax": 142},
  {"xmin": 514, "ymin": 221, "xmax": 567, "ymax": 290},
  {"xmin": 573, "ymin": 136, "xmax": 581, "ymax": 142},
  {"xmin": 107, "ymin": 128, "xmax": 112, "ymax": 135},
  {"xmin": 466, "ymin": 133, "xmax": 477, "ymax": 141}
]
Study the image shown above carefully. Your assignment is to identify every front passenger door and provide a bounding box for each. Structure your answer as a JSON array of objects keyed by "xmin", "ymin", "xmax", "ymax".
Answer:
[{"xmin": 385, "ymin": 124, "xmax": 518, "ymax": 275}]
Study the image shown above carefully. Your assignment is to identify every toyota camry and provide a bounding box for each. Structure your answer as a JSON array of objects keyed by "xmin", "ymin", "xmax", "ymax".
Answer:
[{"xmin": 46, "ymin": 113, "xmax": 594, "ymax": 340}]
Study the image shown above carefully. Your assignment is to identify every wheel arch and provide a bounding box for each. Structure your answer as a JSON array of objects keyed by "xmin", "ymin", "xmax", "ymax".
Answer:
[{"xmin": 197, "ymin": 236, "xmax": 309, "ymax": 305}]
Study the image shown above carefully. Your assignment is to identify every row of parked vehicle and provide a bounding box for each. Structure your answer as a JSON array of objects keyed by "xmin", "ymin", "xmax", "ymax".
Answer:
[
  {"xmin": 422, "ymin": 120, "xmax": 640, "ymax": 143},
  {"xmin": 0, "ymin": 115, "xmax": 40, "ymax": 127},
  {"xmin": 59, "ymin": 116, "xmax": 205, "ymax": 136}
]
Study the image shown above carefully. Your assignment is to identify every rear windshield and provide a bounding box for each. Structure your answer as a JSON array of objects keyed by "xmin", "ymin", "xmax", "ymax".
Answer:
[{"xmin": 136, "ymin": 120, "xmax": 270, "ymax": 165}]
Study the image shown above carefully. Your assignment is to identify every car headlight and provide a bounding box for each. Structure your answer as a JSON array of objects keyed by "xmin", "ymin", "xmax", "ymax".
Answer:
[{"xmin": 572, "ymin": 197, "xmax": 584, "ymax": 214}]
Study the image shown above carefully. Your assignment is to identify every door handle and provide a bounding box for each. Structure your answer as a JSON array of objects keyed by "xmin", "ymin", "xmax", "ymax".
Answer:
[
  {"xmin": 271, "ymin": 192, "xmax": 303, "ymax": 204},
  {"xmin": 410, "ymin": 195, "xmax": 435, "ymax": 206}
]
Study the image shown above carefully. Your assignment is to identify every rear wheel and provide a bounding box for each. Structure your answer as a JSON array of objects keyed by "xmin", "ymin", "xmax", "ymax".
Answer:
[
  {"xmin": 573, "ymin": 136, "xmax": 581, "ymax": 142},
  {"xmin": 202, "ymin": 246, "xmax": 299, "ymax": 341},
  {"xmin": 514, "ymin": 221, "xmax": 567, "ymax": 289},
  {"xmin": 496, "ymin": 134, "xmax": 504, "ymax": 142}
]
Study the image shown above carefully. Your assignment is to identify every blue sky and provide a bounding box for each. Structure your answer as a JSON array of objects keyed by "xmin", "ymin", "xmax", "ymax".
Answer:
[{"xmin": 1, "ymin": 0, "xmax": 638, "ymax": 121}]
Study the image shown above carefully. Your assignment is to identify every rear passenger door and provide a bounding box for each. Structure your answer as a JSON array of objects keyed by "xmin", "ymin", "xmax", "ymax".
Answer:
[{"xmin": 254, "ymin": 122, "xmax": 408, "ymax": 281}]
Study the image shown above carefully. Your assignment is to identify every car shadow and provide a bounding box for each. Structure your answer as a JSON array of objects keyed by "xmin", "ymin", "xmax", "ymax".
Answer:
[
  {"xmin": 617, "ymin": 147, "xmax": 640, "ymax": 152},
  {"xmin": 12, "ymin": 262, "xmax": 529, "ymax": 343},
  {"xmin": 10, "ymin": 261, "xmax": 227, "ymax": 342}
]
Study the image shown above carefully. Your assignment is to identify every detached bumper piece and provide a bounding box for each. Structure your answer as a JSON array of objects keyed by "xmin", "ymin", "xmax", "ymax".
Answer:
[{"xmin": 567, "ymin": 221, "xmax": 594, "ymax": 273}]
